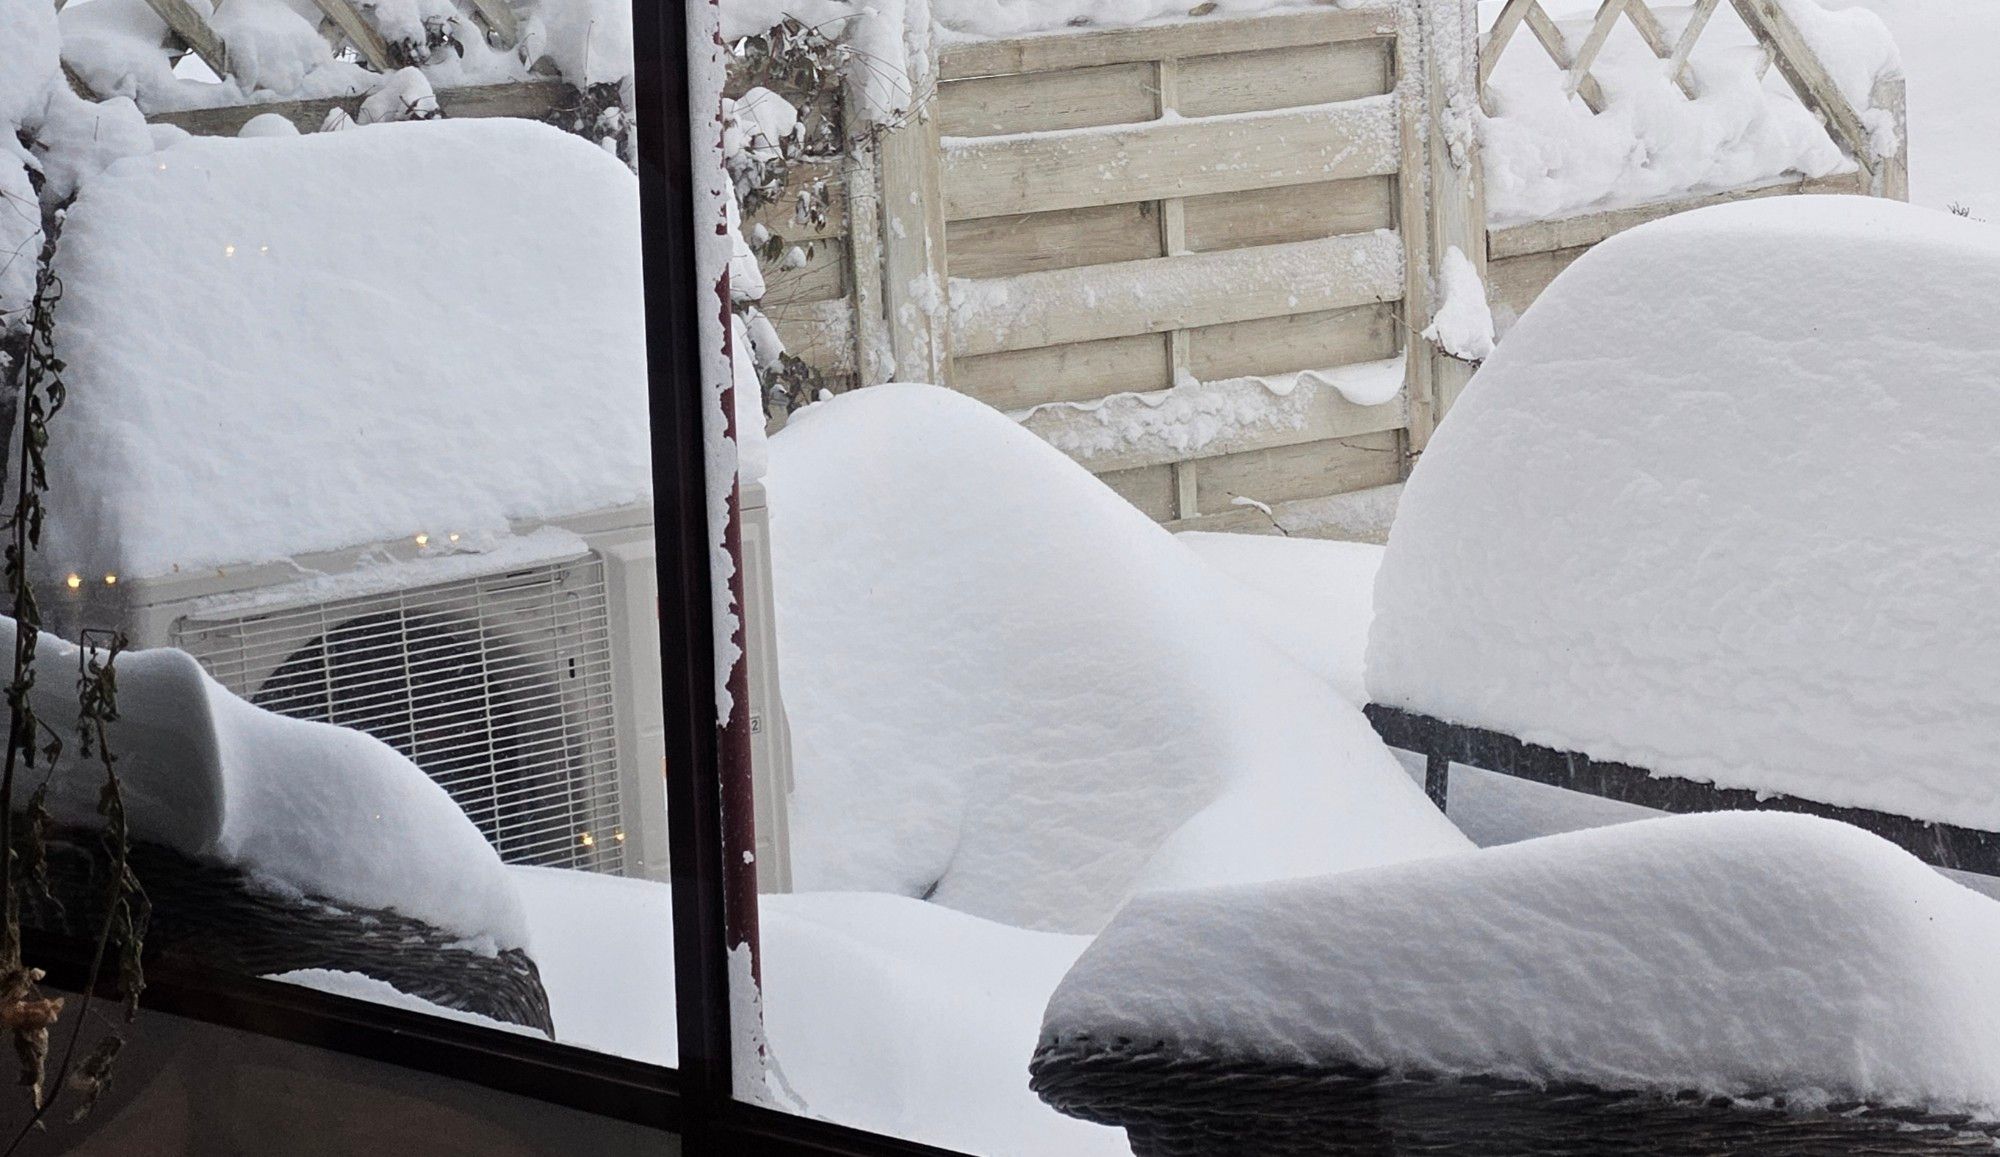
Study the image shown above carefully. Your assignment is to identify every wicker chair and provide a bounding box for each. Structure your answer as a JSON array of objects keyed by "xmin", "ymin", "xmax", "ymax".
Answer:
[
  {"xmin": 23, "ymin": 826, "xmax": 554, "ymax": 1037},
  {"xmin": 1031, "ymin": 1036, "xmax": 2000, "ymax": 1156}
]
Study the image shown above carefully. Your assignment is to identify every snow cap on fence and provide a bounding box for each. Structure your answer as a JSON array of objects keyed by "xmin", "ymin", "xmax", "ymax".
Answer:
[{"xmin": 1368, "ymin": 196, "xmax": 2000, "ymax": 831}]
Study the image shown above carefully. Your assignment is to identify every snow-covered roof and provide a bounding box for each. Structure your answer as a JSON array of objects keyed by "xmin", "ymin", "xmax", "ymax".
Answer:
[
  {"xmin": 766, "ymin": 384, "xmax": 1467, "ymax": 934},
  {"xmin": 1368, "ymin": 196, "xmax": 2000, "ymax": 830},
  {"xmin": 44, "ymin": 118, "xmax": 651, "ymax": 583},
  {"xmin": 1043, "ymin": 812, "xmax": 2000, "ymax": 1115}
]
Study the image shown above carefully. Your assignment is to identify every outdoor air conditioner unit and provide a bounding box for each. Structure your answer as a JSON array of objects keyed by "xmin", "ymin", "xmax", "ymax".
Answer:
[
  {"xmin": 51, "ymin": 504, "xmax": 676, "ymax": 881},
  {"xmin": 47, "ymin": 490, "xmax": 798, "ymax": 891}
]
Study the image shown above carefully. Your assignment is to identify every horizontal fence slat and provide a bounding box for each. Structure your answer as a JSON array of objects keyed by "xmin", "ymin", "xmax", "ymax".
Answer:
[
  {"xmin": 947, "ymin": 201, "xmax": 1164, "ymax": 280},
  {"xmin": 1194, "ymin": 429, "xmax": 1404, "ymax": 514},
  {"xmin": 942, "ymin": 95, "xmax": 1400, "ymax": 221},
  {"xmin": 939, "ymin": 6, "xmax": 1396, "ymax": 79},
  {"xmin": 1182, "ymin": 174, "xmax": 1397, "ymax": 253},
  {"xmin": 955, "ymin": 333, "xmax": 1172, "ymax": 411},
  {"xmin": 1188, "ymin": 303, "xmax": 1400, "ymax": 382},
  {"xmin": 145, "ymin": 79, "xmax": 575, "ymax": 136},
  {"xmin": 951, "ymin": 230, "xmax": 1404, "ymax": 357},
  {"xmin": 939, "ymin": 61, "xmax": 1158, "ymax": 137},
  {"xmin": 1095, "ymin": 463, "xmax": 1178, "ymax": 521},
  {"xmin": 1018, "ymin": 358, "xmax": 1408, "ymax": 474},
  {"xmin": 1176, "ymin": 38, "xmax": 1393, "ymax": 118},
  {"xmin": 1487, "ymin": 170, "xmax": 1869, "ymax": 258}
]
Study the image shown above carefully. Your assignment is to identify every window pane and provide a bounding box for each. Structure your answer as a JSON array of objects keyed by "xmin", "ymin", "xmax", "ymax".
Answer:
[
  {"xmin": 708, "ymin": 0, "xmax": 2000, "ymax": 1155},
  {"xmin": 2, "ymin": 0, "xmax": 675, "ymax": 1123}
]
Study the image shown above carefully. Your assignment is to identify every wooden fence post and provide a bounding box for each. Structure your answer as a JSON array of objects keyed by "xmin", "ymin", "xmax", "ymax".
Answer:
[
  {"xmin": 874, "ymin": 68, "xmax": 952, "ymax": 386},
  {"xmin": 1871, "ymin": 70, "xmax": 1910, "ymax": 202},
  {"xmin": 1419, "ymin": 0, "xmax": 1489, "ymax": 424}
]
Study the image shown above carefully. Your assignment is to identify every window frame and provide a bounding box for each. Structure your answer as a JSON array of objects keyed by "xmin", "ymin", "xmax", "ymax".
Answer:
[{"xmin": 20, "ymin": 1, "xmax": 975, "ymax": 1153}]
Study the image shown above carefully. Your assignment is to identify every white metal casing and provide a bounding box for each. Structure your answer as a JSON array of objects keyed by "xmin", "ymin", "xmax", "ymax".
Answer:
[{"xmin": 43, "ymin": 501, "xmax": 792, "ymax": 888}]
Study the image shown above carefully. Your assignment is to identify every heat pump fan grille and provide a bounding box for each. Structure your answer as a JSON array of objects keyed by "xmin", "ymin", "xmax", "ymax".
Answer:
[{"xmin": 173, "ymin": 559, "xmax": 626, "ymax": 873}]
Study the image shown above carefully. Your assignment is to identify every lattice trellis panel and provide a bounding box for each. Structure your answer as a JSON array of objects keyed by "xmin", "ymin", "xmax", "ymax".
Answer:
[{"xmin": 1478, "ymin": 0, "xmax": 1879, "ymax": 183}]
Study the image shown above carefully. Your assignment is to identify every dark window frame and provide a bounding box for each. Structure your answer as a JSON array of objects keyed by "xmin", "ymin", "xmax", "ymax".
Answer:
[{"xmin": 21, "ymin": 1, "xmax": 975, "ymax": 1153}]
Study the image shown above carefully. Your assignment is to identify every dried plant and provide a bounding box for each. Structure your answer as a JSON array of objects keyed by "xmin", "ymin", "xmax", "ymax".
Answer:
[{"xmin": 0, "ymin": 217, "xmax": 141, "ymax": 1152}]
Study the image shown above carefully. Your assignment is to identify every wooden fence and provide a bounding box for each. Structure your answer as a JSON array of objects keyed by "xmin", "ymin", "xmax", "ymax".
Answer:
[
  {"xmin": 753, "ymin": 0, "xmax": 1906, "ymax": 535},
  {"xmin": 115, "ymin": 0, "xmax": 1907, "ymax": 536}
]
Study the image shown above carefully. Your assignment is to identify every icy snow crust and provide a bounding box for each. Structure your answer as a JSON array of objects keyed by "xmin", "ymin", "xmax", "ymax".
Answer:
[
  {"xmin": 1370, "ymin": 197, "xmax": 2000, "ymax": 831},
  {"xmin": 766, "ymin": 385, "xmax": 1468, "ymax": 934},
  {"xmin": 1045, "ymin": 813, "xmax": 2000, "ymax": 1115},
  {"xmin": 13, "ymin": 621, "xmax": 528, "ymax": 948},
  {"xmin": 44, "ymin": 119, "xmax": 651, "ymax": 582}
]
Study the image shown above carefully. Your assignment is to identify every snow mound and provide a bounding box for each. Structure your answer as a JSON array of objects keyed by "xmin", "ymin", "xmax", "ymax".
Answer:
[
  {"xmin": 1369, "ymin": 197, "xmax": 2000, "ymax": 831},
  {"xmin": 44, "ymin": 118, "xmax": 650, "ymax": 583},
  {"xmin": 766, "ymin": 384, "xmax": 1467, "ymax": 934},
  {"xmin": 1044, "ymin": 812, "xmax": 2000, "ymax": 1116},
  {"xmin": 761, "ymin": 891, "xmax": 1126, "ymax": 1155},
  {"xmin": 1177, "ymin": 533, "xmax": 1381, "ymax": 705},
  {"xmin": 16, "ymin": 620, "xmax": 528, "ymax": 949}
]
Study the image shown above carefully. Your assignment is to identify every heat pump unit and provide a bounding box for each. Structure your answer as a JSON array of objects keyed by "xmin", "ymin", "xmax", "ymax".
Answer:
[{"xmin": 55, "ymin": 505, "xmax": 681, "ymax": 881}]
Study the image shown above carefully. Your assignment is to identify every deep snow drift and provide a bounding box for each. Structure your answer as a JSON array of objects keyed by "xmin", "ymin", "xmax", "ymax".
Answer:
[
  {"xmin": 11, "ymin": 619, "xmax": 528, "ymax": 948},
  {"xmin": 1370, "ymin": 196, "xmax": 2000, "ymax": 831},
  {"xmin": 1044, "ymin": 812, "xmax": 2000, "ymax": 1115},
  {"xmin": 505, "ymin": 869, "xmax": 1132, "ymax": 1155},
  {"xmin": 44, "ymin": 118, "xmax": 651, "ymax": 583},
  {"xmin": 765, "ymin": 384, "xmax": 1468, "ymax": 934}
]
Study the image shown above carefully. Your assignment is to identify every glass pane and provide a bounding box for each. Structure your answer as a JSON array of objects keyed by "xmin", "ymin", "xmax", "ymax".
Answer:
[
  {"xmin": 2, "ymin": 0, "xmax": 674, "ymax": 1129},
  {"xmin": 705, "ymin": 0, "xmax": 2000, "ymax": 1154},
  {"xmin": 13, "ymin": 992, "xmax": 679, "ymax": 1155}
]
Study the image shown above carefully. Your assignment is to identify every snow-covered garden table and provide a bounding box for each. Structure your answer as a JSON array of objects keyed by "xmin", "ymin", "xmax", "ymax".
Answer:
[
  {"xmin": 1032, "ymin": 814, "xmax": 2000, "ymax": 1155},
  {"xmin": 1365, "ymin": 197, "xmax": 2000, "ymax": 875}
]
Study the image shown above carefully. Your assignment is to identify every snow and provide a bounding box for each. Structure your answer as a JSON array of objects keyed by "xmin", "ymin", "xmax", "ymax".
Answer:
[
  {"xmin": 526, "ymin": 0, "xmax": 635, "ymax": 87},
  {"xmin": 1476, "ymin": 0, "xmax": 1895, "ymax": 225},
  {"xmin": 690, "ymin": 0, "xmax": 747, "ymax": 725},
  {"xmin": 12, "ymin": 619, "xmax": 529, "ymax": 949},
  {"xmin": 1830, "ymin": 0, "xmax": 2000, "ymax": 216},
  {"xmin": 272, "ymin": 969, "xmax": 543, "ymax": 1035},
  {"xmin": 42, "ymin": 118, "xmax": 651, "ymax": 584},
  {"xmin": 1177, "ymin": 532, "xmax": 1381, "ymax": 704},
  {"xmin": 766, "ymin": 383, "xmax": 1468, "ymax": 933},
  {"xmin": 59, "ymin": 0, "xmax": 376, "ymax": 114},
  {"xmin": 1421, "ymin": 245, "xmax": 1494, "ymax": 362},
  {"xmin": 1043, "ymin": 812, "xmax": 2000, "ymax": 1115},
  {"xmin": 237, "ymin": 112, "xmax": 302, "ymax": 138},
  {"xmin": 3, "ymin": 0, "xmax": 152, "ymax": 331},
  {"xmin": 1015, "ymin": 358, "xmax": 1405, "ymax": 468},
  {"xmin": 356, "ymin": 66, "xmax": 439, "ymax": 124},
  {"xmin": 1370, "ymin": 196, "xmax": 2000, "ymax": 832},
  {"xmin": 180, "ymin": 526, "xmax": 592, "ymax": 618},
  {"xmin": 506, "ymin": 865, "xmax": 1131, "ymax": 1153},
  {"xmin": 926, "ymin": 0, "xmax": 1351, "ymax": 41}
]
